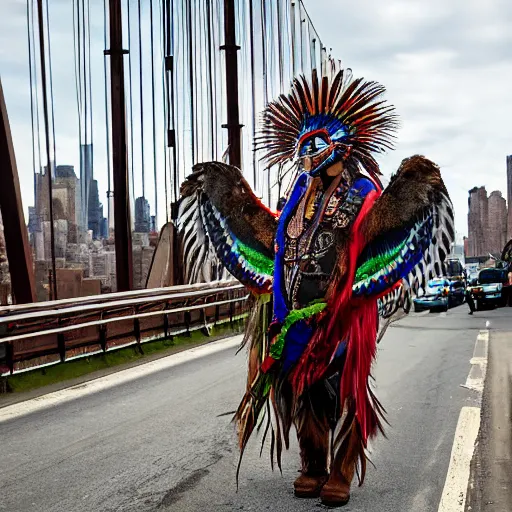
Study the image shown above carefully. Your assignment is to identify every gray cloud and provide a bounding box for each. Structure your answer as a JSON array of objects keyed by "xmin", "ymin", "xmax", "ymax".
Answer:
[
  {"xmin": 1, "ymin": 0, "xmax": 511, "ymax": 239},
  {"xmin": 305, "ymin": 0, "xmax": 512, "ymax": 235}
]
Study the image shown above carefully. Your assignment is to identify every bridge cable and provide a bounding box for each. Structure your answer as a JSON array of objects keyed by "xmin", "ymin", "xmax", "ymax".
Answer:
[
  {"xmin": 72, "ymin": 0, "xmax": 82, "ymax": 175},
  {"xmin": 206, "ymin": 0, "xmax": 215, "ymax": 161},
  {"xmin": 102, "ymin": 0, "xmax": 112, "ymax": 228},
  {"xmin": 138, "ymin": 0, "xmax": 146, "ymax": 200},
  {"xmin": 26, "ymin": 0, "xmax": 38, "ymax": 204},
  {"xmin": 169, "ymin": 0, "xmax": 179, "ymax": 204},
  {"xmin": 87, "ymin": 0, "xmax": 93, "ymax": 176},
  {"xmin": 36, "ymin": 0, "xmax": 58, "ymax": 299},
  {"xmin": 44, "ymin": 0, "xmax": 57, "ymax": 169},
  {"xmin": 260, "ymin": 0, "xmax": 271, "ymax": 205},
  {"xmin": 159, "ymin": 0, "xmax": 169, "ymax": 223},
  {"xmin": 186, "ymin": 0, "xmax": 195, "ymax": 164},
  {"xmin": 127, "ymin": 0, "xmax": 136, "ymax": 204},
  {"xmin": 150, "ymin": 0, "xmax": 158, "ymax": 228},
  {"xmin": 248, "ymin": 0, "xmax": 257, "ymax": 193}
]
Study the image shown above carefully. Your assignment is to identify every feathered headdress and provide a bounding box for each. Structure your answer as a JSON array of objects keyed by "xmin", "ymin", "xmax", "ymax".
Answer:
[{"xmin": 256, "ymin": 68, "xmax": 399, "ymax": 178}]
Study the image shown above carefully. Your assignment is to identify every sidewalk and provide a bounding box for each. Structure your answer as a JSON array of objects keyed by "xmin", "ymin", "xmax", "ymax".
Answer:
[{"xmin": 466, "ymin": 330, "xmax": 512, "ymax": 512}]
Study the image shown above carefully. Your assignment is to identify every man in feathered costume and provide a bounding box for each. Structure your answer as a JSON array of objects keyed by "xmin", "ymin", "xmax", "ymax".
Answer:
[{"xmin": 177, "ymin": 68, "xmax": 454, "ymax": 506}]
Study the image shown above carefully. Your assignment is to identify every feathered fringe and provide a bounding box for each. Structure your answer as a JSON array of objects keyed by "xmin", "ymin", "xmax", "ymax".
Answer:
[
  {"xmin": 234, "ymin": 294, "xmax": 282, "ymax": 486},
  {"xmin": 287, "ymin": 190, "xmax": 386, "ymax": 486}
]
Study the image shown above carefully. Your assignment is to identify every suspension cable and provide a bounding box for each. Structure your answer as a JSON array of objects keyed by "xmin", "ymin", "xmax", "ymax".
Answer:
[
  {"xmin": 261, "ymin": 0, "xmax": 271, "ymax": 205},
  {"xmin": 72, "ymin": 0, "xmax": 82, "ymax": 174},
  {"xmin": 276, "ymin": 0, "xmax": 284, "ymax": 93},
  {"xmin": 127, "ymin": 0, "xmax": 135, "ymax": 201},
  {"xmin": 86, "ymin": 0, "xmax": 93, "ymax": 163},
  {"xmin": 150, "ymin": 0, "xmax": 158, "ymax": 228},
  {"xmin": 206, "ymin": 0, "xmax": 214, "ymax": 161},
  {"xmin": 138, "ymin": 0, "xmax": 145, "ymax": 199},
  {"xmin": 103, "ymin": 0, "xmax": 112, "ymax": 227},
  {"xmin": 159, "ymin": 0, "xmax": 169, "ymax": 223},
  {"xmin": 248, "ymin": 0, "xmax": 256, "ymax": 192},
  {"xmin": 169, "ymin": 0, "xmax": 178, "ymax": 203},
  {"xmin": 186, "ymin": 0, "xmax": 195, "ymax": 163},
  {"xmin": 44, "ymin": 0, "xmax": 57, "ymax": 169},
  {"xmin": 27, "ymin": 0, "xmax": 38, "ymax": 204},
  {"xmin": 82, "ymin": 0, "xmax": 87, "ymax": 150},
  {"xmin": 36, "ymin": 0, "xmax": 57, "ymax": 300}
]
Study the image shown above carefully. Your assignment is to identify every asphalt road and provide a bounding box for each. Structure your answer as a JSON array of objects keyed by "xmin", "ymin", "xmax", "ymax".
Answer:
[{"xmin": 0, "ymin": 306, "xmax": 496, "ymax": 512}]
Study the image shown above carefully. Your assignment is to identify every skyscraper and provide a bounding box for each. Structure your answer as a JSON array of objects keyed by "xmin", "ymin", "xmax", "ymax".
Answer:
[
  {"xmin": 88, "ymin": 179, "xmax": 105, "ymax": 239},
  {"xmin": 467, "ymin": 186, "xmax": 488, "ymax": 257},
  {"xmin": 80, "ymin": 143, "xmax": 93, "ymax": 233},
  {"xmin": 134, "ymin": 196, "xmax": 151, "ymax": 233},
  {"xmin": 467, "ymin": 185, "xmax": 508, "ymax": 258},
  {"xmin": 488, "ymin": 190, "xmax": 507, "ymax": 254}
]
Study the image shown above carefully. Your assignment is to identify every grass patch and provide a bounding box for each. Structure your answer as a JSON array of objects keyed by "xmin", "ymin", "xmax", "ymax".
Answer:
[{"xmin": 5, "ymin": 318, "xmax": 246, "ymax": 394}]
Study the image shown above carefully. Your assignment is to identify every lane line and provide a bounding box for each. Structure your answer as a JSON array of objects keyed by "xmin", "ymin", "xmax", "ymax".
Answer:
[
  {"xmin": 0, "ymin": 335, "xmax": 243, "ymax": 424},
  {"xmin": 437, "ymin": 407, "xmax": 481, "ymax": 512},
  {"xmin": 438, "ymin": 329, "xmax": 489, "ymax": 512},
  {"xmin": 461, "ymin": 330, "xmax": 488, "ymax": 395}
]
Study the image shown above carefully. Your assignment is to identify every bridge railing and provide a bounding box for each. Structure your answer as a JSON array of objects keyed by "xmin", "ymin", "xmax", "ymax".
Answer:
[{"xmin": 0, "ymin": 281, "xmax": 250, "ymax": 376}]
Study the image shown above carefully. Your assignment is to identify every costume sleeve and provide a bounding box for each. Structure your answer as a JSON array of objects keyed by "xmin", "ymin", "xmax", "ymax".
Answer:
[
  {"xmin": 352, "ymin": 155, "xmax": 455, "ymax": 300},
  {"xmin": 176, "ymin": 161, "xmax": 277, "ymax": 294}
]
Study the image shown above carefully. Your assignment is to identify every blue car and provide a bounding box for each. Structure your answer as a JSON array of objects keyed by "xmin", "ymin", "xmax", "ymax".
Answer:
[{"xmin": 413, "ymin": 278, "xmax": 465, "ymax": 312}]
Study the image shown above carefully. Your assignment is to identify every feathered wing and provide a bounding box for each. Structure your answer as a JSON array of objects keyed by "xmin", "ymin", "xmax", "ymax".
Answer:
[
  {"xmin": 502, "ymin": 239, "xmax": 512, "ymax": 263},
  {"xmin": 176, "ymin": 161, "xmax": 277, "ymax": 294},
  {"xmin": 306, "ymin": 155, "xmax": 455, "ymax": 483},
  {"xmin": 353, "ymin": 155, "xmax": 455, "ymax": 302}
]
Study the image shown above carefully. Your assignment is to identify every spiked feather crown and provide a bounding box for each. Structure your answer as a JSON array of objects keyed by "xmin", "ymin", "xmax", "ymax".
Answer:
[{"xmin": 256, "ymin": 68, "xmax": 399, "ymax": 178}]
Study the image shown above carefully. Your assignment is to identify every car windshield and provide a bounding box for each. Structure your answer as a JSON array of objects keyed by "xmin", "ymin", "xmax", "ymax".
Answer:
[{"xmin": 478, "ymin": 269, "xmax": 506, "ymax": 284}]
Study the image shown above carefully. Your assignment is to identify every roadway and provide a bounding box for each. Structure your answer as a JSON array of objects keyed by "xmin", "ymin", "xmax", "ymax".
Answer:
[{"xmin": 0, "ymin": 305, "xmax": 507, "ymax": 512}]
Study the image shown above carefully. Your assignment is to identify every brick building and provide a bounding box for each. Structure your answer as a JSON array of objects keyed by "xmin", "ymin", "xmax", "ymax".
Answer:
[
  {"xmin": 467, "ymin": 186, "xmax": 489, "ymax": 257},
  {"xmin": 487, "ymin": 191, "xmax": 507, "ymax": 254}
]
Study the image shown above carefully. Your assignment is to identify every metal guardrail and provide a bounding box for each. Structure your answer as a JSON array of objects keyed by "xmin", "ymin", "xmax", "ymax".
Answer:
[{"xmin": 0, "ymin": 281, "xmax": 250, "ymax": 376}]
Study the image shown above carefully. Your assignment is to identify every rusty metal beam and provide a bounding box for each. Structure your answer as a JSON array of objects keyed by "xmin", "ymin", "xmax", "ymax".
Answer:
[
  {"xmin": 0, "ymin": 78, "xmax": 36, "ymax": 304},
  {"xmin": 221, "ymin": 0, "xmax": 242, "ymax": 169},
  {"xmin": 106, "ymin": 0, "xmax": 133, "ymax": 291}
]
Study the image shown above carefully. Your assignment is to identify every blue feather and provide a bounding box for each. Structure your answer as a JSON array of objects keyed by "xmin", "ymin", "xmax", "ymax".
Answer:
[{"xmin": 273, "ymin": 172, "xmax": 309, "ymax": 322}]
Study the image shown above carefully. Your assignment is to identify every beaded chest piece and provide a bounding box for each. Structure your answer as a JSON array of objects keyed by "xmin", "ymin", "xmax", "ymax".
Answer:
[{"xmin": 281, "ymin": 169, "xmax": 365, "ymax": 309}]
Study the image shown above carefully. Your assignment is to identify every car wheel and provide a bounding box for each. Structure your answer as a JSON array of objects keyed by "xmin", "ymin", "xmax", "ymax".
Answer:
[
  {"xmin": 414, "ymin": 304, "xmax": 420, "ymax": 313},
  {"xmin": 476, "ymin": 300, "xmax": 482, "ymax": 311}
]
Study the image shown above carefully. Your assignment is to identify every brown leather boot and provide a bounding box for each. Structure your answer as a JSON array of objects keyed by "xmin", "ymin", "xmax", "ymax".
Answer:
[
  {"xmin": 293, "ymin": 414, "xmax": 330, "ymax": 498},
  {"xmin": 320, "ymin": 441, "xmax": 356, "ymax": 506},
  {"xmin": 293, "ymin": 473, "xmax": 329, "ymax": 498},
  {"xmin": 320, "ymin": 471, "xmax": 352, "ymax": 506}
]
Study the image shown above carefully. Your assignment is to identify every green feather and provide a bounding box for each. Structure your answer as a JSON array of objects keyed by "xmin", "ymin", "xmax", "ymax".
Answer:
[
  {"xmin": 270, "ymin": 302, "xmax": 327, "ymax": 360},
  {"xmin": 354, "ymin": 238, "xmax": 407, "ymax": 284},
  {"xmin": 236, "ymin": 240, "xmax": 275, "ymax": 276}
]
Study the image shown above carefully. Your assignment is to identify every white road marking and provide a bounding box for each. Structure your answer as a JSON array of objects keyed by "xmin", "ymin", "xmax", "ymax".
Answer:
[
  {"xmin": 438, "ymin": 329, "xmax": 489, "ymax": 512},
  {"xmin": 437, "ymin": 407, "xmax": 481, "ymax": 512},
  {"xmin": 460, "ymin": 330, "xmax": 488, "ymax": 395},
  {"xmin": 0, "ymin": 335, "xmax": 243, "ymax": 424}
]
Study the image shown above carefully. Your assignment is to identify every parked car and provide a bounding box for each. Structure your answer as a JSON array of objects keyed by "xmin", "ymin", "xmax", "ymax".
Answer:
[
  {"xmin": 470, "ymin": 268, "xmax": 508, "ymax": 310},
  {"xmin": 413, "ymin": 278, "xmax": 465, "ymax": 312}
]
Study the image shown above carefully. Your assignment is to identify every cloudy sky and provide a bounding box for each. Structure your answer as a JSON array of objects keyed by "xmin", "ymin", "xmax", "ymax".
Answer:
[
  {"xmin": 1, "ymin": 0, "xmax": 511, "ymax": 237},
  {"xmin": 306, "ymin": 0, "xmax": 512, "ymax": 237}
]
